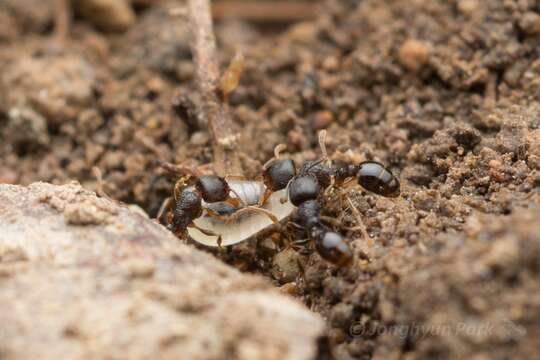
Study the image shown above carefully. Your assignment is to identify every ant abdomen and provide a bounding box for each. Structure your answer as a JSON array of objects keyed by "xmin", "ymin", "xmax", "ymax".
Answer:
[
  {"xmin": 263, "ymin": 159, "xmax": 296, "ymax": 192},
  {"xmin": 310, "ymin": 224, "xmax": 353, "ymax": 267},
  {"xmin": 356, "ymin": 161, "xmax": 400, "ymax": 197},
  {"xmin": 195, "ymin": 175, "xmax": 230, "ymax": 203},
  {"xmin": 291, "ymin": 199, "xmax": 353, "ymax": 266}
]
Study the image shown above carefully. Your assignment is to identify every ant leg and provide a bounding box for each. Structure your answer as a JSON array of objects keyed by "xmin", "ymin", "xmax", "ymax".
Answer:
[
  {"xmin": 188, "ymin": 223, "xmax": 223, "ymax": 247},
  {"xmin": 258, "ymin": 188, "xmax": 273, "ymax": 207},
  {"xmin": 292, "ymin": 238, "xmax": 311, "ymax": 251},
  {"xmin": 320, "ymin": 215, "xmax": 342, "ymax": 228},
  {"xmin": 207, "ymin": 206, "xmax": 279, "ymax": 225},
  {"xmin": 243, "ymin": 206, "xmax": 279, "ymax": 223},
  {"xmin": 225, "ymin": 174, "xmax": 247, "ymax": 181},
  {"xmin": 92, "ymin": 166, "xmax": 112, "ymax": 200},
  {"xmin": 345, "ymin": 196, "xmax": 370, "ymax": 241},
  {"xmin": 258, "ymin": 177, "xmax": 290, "ymax": 206},
  {"xmin": 284, "ymin": 222, "xmax": 296, "ymax": 250},
  {"xmin": 226, "ymin": 187, "xmax": 245, "ymax": 208},
  {"xmin": 278, "ymin": 178, "xmax": 295, "ymax": 204},
  {"xmin": 156, "ymin": 159, "xmax": 202, "ymax": 178},
  {"xmin": 284, "ymin": 221, "xmax": 306, "ymax": 250},
  {"xmin": 324, "ymin": 176, "xmax": 336, "ymax": 197},
  {"xmin": 156, "ymin": 197, "xmax": 174, "ymax": 225}
]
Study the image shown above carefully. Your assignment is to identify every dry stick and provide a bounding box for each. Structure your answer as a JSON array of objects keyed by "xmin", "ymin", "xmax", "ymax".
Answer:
[
  {"xmin": 54, "ymin": 0, "xmax": 71, "ymax": 42},
  {"xmin": 187, "ymin": 0, "xmax": 242, "ymax": 177}
]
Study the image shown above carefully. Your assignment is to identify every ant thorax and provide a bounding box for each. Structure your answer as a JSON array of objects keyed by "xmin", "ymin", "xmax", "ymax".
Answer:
[{"xmin": 188, "ymin": 180, "xmax": 294, "ymax": 246}]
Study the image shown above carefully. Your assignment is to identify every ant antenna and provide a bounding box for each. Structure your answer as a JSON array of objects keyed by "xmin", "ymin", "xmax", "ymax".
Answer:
[
  {"xmin": 318, "ymin": 130, "xmax": 328, "ymax": 159},
  {"xmin": 274, "ymin": 143, "xmax": 287, "ymax": 159},
  {"xmin": 300, "ymin": 130, "xmax": 332, "ymax": 175},
  {"xmin": 318, "ymin": 129, "xmax": 333, "ymax": 167},
  {"xmin": 92, "ymin": 166, "xmax": 112, "ymax": 200},
  {"xmin": 263, "ymin": 143, "xmax": 288, "ymax": 169}
]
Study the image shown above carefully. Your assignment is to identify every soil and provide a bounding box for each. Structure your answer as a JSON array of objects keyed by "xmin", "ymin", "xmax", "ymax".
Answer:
[{"xmin": 1, "ymin": 0, "xmax": 539, "ymax": 359}]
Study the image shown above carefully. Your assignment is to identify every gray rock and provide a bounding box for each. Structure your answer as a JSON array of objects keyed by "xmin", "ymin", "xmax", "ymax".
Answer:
[{"xmin": 0, "ymin": 182, "xmax": 324, "ymax": 360}]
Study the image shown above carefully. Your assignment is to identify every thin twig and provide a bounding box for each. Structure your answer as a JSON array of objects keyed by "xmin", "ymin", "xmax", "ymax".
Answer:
[
  {"xmin": 54, "ymin": 0, "xmax": 71, "ymax": 42},
  {"xmin": 186, "ymin": 0, "xmax": 242, "ymax": 177}
]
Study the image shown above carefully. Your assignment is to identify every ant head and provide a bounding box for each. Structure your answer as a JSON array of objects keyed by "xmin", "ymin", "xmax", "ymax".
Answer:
[
  {"xmin": 195, "ymin": 175, "xmax": 231, "ymax": 203},
  {"xmin": 263, "ymin": 159, "xmax": 296, "ymax": 191}
]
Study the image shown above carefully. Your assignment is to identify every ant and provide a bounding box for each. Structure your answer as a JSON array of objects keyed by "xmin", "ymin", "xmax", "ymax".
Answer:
[
  {"xmin": 158, "ymin": 131, "xmax": 400, "ymax": 267},
  {"xmin": 262, "ymin": 131, "xmax": 399, "ymax": 266}
]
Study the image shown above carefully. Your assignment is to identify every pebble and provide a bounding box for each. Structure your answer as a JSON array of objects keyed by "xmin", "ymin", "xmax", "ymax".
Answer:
[
  {"xmin": 519, "ymin": 12, "xmax": 540, "ymax": 35},
  {"xmin": 398, "ymin": 39, "xmax": 429, "ymax": 72}
]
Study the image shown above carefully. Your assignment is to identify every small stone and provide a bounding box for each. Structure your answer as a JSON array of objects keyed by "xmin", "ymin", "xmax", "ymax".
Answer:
[
  {"xmin": 322, "ymin": 56, "xmax": 340, "ymax": 71},
  {"xmin": 457, "ymin": 0, "xmax": 479, "ymax": 16},
  {"xmin": 190, "ymin": 131, "xmax": 210, "ymax": 146},
  {"xmin": 398, "ymin": 39, "xmax": 429, "ymax": 72},
  {"xmin": 311, "ymin": 111, "xmax": 334, "ymax": 130},
  {"xmin": 78, "ymin": 0, "xmax": 136, "ymax": 32},
  {"xmin": 519, "ymin": 12, "xmax": 540, "ymax": 35},
  {"xmin": 272, "ymin": 248, "xmax": 301, "ymax": 283},
  {"xmin": 6, "ymin": 107, "xmax": 50, "ymax": 149}
]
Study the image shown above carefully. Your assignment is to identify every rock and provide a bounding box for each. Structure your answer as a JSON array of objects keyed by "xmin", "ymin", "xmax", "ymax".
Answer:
[
  {"xmin": 398, "ymin": 39, "xmax": 429, "ymax": 72},
  {"xmin": 272, "ymin": 248, "xmax": 301, "ymax": 283},
  {"xmin": 0, "ymin": 182, "xmax": 324, "ymax": 360}
]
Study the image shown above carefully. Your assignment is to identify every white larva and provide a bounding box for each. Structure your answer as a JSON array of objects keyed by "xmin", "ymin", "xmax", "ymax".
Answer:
[{"xmin": 187, "ymin": 180, "xmax": 294, "ymax": 247}]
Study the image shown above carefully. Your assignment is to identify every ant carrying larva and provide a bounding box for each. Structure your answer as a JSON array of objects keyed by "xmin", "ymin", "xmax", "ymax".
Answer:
[{"xmin": 157, "ymin": 131, "xmax": 400, "ymax": 266}]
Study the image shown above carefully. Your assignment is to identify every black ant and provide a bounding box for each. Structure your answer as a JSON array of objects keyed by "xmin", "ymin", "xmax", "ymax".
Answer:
[
  {"xmin": 261, "ymin": 131, "xmax": 399, "ymax": 266},
  {"xmin": 158, "ymin": 131, "xmax": 400, "ymax": 267}
]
